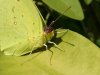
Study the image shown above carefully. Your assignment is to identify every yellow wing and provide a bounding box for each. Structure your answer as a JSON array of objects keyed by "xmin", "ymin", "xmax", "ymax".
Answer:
[{"xmin": 0, "ymin": 0, "xmax": 44, "ymax": 56}]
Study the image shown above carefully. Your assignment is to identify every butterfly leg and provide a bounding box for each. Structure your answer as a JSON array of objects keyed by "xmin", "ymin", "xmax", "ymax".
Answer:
[
  {"xmin": 48, "ymin": 41, "xmax": 64, "ymax": 51},
  {"xmin": 43, "ymin": 44, "xmax": 48, "ymax": 50},
  {"xmin": 43, "ymin": 44, "xmax": 53, "ymax": 65}
]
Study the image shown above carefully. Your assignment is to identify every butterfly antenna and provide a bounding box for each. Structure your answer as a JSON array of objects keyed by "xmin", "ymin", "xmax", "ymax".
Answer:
[{"xmin": 49, "ymin": 6, "xmax": 71, "ymax": 27}]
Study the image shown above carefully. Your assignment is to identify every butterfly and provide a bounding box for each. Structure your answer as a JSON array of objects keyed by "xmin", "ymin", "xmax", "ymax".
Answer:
[{"xmin": 0, "ymin": 0, "xmax": 63, "ymax": 56}]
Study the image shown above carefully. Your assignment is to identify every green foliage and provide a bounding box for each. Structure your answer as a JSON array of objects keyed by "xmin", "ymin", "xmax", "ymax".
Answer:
[
  {"xmin": 42, "ymin": 0, "xmax": 84, "ymax": 20},
  {"xmin": 84, "ymin": 0, "xmax": 93, "ymax": 5}
]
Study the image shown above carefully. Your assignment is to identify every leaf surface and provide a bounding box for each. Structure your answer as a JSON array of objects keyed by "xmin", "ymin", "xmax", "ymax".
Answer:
[{"xmin": 0, "ymin": 29, "xmax": 100, "ymax": 75}]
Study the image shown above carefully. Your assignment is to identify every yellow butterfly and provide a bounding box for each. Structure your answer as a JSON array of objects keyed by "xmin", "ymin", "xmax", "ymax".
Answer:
[{"xmin": 0, "ymin": 0, "xmax": 61, "ymax": 56}]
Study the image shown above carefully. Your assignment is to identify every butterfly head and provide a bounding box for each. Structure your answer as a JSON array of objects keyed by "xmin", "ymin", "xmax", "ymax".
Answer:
[
  {"xmin": 43, "ymin": 26, "xmax": 54, "ymax": 42},
  {"xmin": 44, "ymin": 26, "xmax": 53, "ymax": 33}
]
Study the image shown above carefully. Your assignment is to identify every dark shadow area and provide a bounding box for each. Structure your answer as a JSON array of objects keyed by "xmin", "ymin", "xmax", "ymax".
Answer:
[{"xmin": 22, "ymin": 36, "xmax": 63, "ymax": 56}]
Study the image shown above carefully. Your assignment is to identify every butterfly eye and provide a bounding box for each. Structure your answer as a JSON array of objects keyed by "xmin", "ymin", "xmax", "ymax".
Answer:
[{"xmin": 44, "ymin": 26, "xmax": 54, "ymax": 33}]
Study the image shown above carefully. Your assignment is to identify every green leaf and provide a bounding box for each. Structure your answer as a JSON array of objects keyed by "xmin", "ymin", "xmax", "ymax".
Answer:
[
  {"xmin": 0, "ymin": 29, "xmax": 100, "ymax": 75},
  {"xmin": 84, "ymin": 0, "xmax": 93, "ymax": 5},
  {"xmin": 42, "ymin": 0, "xmax": 84, "ymax": 20}
]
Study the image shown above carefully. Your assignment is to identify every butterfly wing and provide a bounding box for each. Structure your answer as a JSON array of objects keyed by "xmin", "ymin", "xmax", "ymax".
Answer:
[{"xmin": 0, "ymin": 0, "xmax": 44, "ymax": 56}]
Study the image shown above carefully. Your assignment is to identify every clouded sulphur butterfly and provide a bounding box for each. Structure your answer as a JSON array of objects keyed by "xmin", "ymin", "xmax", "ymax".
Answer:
[{"xmin": 0, "ymin": 0, "xmax": 56, "ymax": 56}]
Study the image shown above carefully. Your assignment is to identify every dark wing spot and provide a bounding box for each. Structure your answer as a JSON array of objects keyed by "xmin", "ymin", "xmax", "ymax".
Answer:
[
  {"xmin": 14, "ymin": 16, "xmax": 16, "ymax": 19},
  {"xmin": 14, "ymin": 21, "xmax": 17, "ymax": 25},
  {"xmin": 17, "ymin": 0, "xmax": 20, "ymax": 1},
  {"xmin": 22, "ymin": 14, "xmax": 24, "ymax": 18},
  {"xmin": 33, "ymin": 22, "xmax": 35, "ymax": 25},
  {"xmin": 12, "ymin": 6, "xmax": 15, "ymax": 13},
  {"xmin": 13, "ymin": 16, "xmax": 17, "ymax": 25}
]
